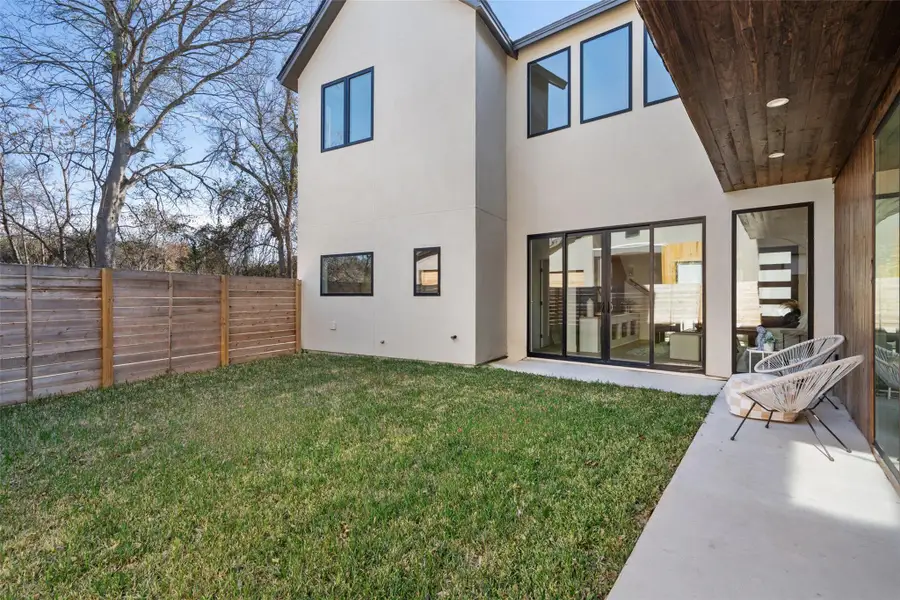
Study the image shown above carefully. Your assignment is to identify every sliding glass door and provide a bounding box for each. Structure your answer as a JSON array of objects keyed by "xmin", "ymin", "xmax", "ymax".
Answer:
[{"xmin": 528, "ymin": 219, "xmax": 704, "ymax": 371}]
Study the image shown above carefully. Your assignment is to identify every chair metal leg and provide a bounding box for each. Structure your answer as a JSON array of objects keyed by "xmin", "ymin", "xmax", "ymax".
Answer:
[
  {"xmin": 823, "ymin": 393, "xmax": 839, "ymax": 409},
  {"xmin": 804, "ymin": 414, "xmax": 835, "ymax": 462},
  {"xmin": 730, "ymin": 401, "xmax": 758, "ymax": 441},
  {"xmin": 809, "ymin": 409, "xmax": 851, "ymax": 453},
  {"xmin": 764, "ymin": 409, "xmax": 775, "ymax": 429}
]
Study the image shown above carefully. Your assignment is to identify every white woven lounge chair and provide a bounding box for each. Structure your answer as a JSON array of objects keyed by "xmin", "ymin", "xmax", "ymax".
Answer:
[
  {"xmin": 730, "ymin": 355, "xmax": 863, "ymax": 461},
  {"xmin": 754, "ymin": 334, "xmax": 845, "ymax": 409},
  {"xmin": 754, "ymin": 334, "xmax": 845, "ymax": 376}
]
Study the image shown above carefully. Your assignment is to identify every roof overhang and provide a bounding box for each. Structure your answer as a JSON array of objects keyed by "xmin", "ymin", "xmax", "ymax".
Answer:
[
  {"xmin": 278, "ymin": 0, "xmax": 516, "ymax": 92},
  {"xmin": 635, "ymin": 0, "xmax": 900, "ymax": 192},
  {"xmin": 512, "ymin": 0, "xmax": 629, "ymax": 51}
]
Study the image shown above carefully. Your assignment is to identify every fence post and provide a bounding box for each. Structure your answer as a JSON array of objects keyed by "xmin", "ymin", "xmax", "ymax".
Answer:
[
  {"xmin": 100, "ymin": 268, "xmax": 113, "ymax": 387},
  {"xmin": 167, "ymin": 273, "xmax": 174, "ymax": 373},
  {"xmin": 24, "ymin": 264, "xmax": 33, "ymax": 401},
  {"xmin": 295, "ymin": 280, "xmax": 302, "ymax": 353},
  {"xmin": 220, "ymin": 275, "xmax": 229, "ymax": 366}
]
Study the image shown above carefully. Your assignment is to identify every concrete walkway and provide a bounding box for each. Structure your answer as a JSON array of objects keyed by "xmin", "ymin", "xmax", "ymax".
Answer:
[
  {"xmin": 491, "ymin": 358, "xmax": 726, "ymax": 396},
  {"xmin": 607, "ymin": 394, "xmax": 900, "ymax": 600}
]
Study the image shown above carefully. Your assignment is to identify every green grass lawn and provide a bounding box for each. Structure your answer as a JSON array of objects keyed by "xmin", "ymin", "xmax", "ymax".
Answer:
[{"xmin": 0, "ymin": 353, "xmax": 712, "ymax": 599}]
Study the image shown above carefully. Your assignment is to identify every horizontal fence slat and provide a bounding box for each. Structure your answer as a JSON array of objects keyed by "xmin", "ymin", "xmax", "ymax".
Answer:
[{"xmin": 1, "ymin": 264, "xmax": 300, "ymax": 406}]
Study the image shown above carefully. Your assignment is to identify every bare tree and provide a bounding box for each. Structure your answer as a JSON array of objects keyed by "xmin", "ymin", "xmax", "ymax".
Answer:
[
  {"xmin": 0, "ymin": 0, "xmax": 311, "ymax": 266},
  {"xmin": 206, "ymin": 63, "xmax": 298, "ymax": 277}
]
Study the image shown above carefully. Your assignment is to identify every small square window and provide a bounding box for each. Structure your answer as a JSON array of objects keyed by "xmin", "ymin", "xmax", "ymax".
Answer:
[
  {"xmin": 528, "ymin": 48, "xmax": 570, "ymax": 137},
  {"xmin": 414, "ymin": 247, "xmax": 440, "ymax": 296},
  {"xmin": 321, "ymin": 252, "xmax": 373, "ymax": 296}
]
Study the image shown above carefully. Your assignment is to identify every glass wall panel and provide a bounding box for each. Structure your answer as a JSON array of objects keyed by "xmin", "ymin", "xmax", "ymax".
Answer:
[
  {"xmin": 529, "ymin": 236, "xmax": 564, "ymax": 355},
  {"xmin": 608, "ymin": 228, "xmax": 651, "ymax": 363},
  {"xmin": 874, "ymin": 98, "xmax": 899, "ymax": 476},
  {"xmin": 566, "ymin": 232, "xmax": 604, "ymax": 358},
  {"xmin": 654, "ymin": 223, "xmax": 704, "ymax": 368},
  {"xmin": 733, "ymin": 206, "xmax": 811, "ymax": 372}
]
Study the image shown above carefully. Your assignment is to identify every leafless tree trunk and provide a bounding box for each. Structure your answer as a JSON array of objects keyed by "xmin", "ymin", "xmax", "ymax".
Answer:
[{"xmin": 1, "ymin": 0, "xmax": 311, "ymax": 267}]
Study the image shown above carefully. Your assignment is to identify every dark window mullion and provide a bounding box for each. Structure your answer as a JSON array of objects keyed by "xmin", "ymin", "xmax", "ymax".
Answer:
[{"xmin": 343, "ymin": 75, "xmax": 351, "ymax": 146}]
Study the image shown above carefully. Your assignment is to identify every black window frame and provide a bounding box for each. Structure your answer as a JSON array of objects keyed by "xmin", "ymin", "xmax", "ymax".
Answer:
[
  {"xmin": 731, "ymin": 202, "xmax": 815, "ymax": 373},
  {"xmin": 413, "ymin": 247, "xmax": 441, "ymax": 297},
  {"xmin": 321, "ymin": 66, "xmax": 374, "ymax": 153},
  {"xmin": 527, "ymin": 47, "xmax": 571, "ymax": 138},
  {"xmin": 643, "ymin": 27, "xmax": 679, "ymax": 107},
  {"xmin": 320, "ymin": 251, "xmax": 374, "ymax": 297},
  {"xmin": 580, "ymin": 22, "xmax": 633, "ymax": 124}
]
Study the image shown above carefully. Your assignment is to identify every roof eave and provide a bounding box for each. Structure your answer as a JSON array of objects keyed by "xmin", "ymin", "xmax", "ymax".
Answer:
[
  {"xmin": 511, "ymin": 0, "xmax": 629, "ymax": 51},
  {"xmin": 277, "ymin": 0, "xmax": 345, "ymax": 92}
]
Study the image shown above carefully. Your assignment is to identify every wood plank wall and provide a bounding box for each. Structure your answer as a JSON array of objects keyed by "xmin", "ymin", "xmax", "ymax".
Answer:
[
  {"xmin": 0, "ymin": 265, "xmax": 301, "ymax": 407},
  {"xmin": 834, "ymin": 65, "xmax": 900, "ymax": 441}
]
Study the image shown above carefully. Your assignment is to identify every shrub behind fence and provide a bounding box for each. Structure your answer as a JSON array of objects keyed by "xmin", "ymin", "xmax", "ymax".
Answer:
[{"xmin": 0, "ymin": 264, "xmax": 301, "ymax": 406}]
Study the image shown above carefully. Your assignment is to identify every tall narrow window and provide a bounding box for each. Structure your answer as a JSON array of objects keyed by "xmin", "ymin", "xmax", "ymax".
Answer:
[
  {"xmin": 581, "ymin": 23, "xmax": 631, "ymax": 123},
  {"xmin": 644, "ymin": 28, "xmax": 678, "ymax": 106},
  {"xmin": 414, "ymin": 247, "xmax": 440, "ymax": 296},
  {"xmin": 733, "ymin": 205, "xmax": 812, "ymax": 372},
  {"xmin": 321, "ymin": 67, "xmax": 374, "ymax": 152},
  {"xmin": 528, "ymin": 48, "xmax": 570, "ymax": 137},
  {"xmin": 321, "ymin": 252, "xmax": 374, "ymax": 296}
]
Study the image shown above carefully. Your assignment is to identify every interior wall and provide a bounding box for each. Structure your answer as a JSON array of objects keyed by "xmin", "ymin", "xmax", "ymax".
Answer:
[{"xmin": 834, "ymin": 64, "xmax": 900, "ymax": 441}]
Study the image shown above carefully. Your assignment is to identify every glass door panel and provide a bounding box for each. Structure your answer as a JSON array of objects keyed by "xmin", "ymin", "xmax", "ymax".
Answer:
[
  {"xmin": 654, "ymin": 223, "xmax": 704, "ymax": 368},
  {"xmin": 528, "ymin": 236, "xmax": 564, "ymax": 355},
  {"xmin": 565, "ymin": 232, "xmax": 604, "ymax": 358},
  {"xmin": 608, "ymin": 228, "xmax": 652, "ymax": 364},
  {"xmin": 874, "ymin": 98, "xmax": 899, "ymax": 476}
]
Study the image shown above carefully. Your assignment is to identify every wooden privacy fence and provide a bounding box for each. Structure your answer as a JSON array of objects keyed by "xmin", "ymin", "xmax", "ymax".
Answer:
[{"xmin": 0, "ymin": 264, "xmax": 301, "ymax": 407}]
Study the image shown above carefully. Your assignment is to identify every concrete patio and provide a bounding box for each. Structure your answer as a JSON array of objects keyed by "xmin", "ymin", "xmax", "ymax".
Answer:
[
  {"xmin": 491, "ymin": 358, "xmax": 726, "ymax": 396},
  {"xmin": 608, "ymin": 393, "xmax": 900, "ymax": 600}
]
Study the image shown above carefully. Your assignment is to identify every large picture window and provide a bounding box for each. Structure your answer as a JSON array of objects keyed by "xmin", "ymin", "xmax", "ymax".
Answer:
[
  {"xmin": 322, "ymin": 67, "xmax": 373, "ymax": 152},
  {"xmin": 581, "ymin": 23, "xmax": 632, "ymax": 123},
  {"xmin": 528, "ymin": 48, "xmax": 570, "ymax": 137},
  {"xmin": 733, "ymin": 204, "xmax": 813, "ymax": 372},
  {"xmin": 321, "ymin": 252, "xmax": 373, "ymax": 296},
  {"xmin": 644, "ymin": 28, "xmax": 678, "ymax": 106}
]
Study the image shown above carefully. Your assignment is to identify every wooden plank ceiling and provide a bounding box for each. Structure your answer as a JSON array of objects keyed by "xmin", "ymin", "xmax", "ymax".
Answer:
[{"xmin": 635, "ymin": 0, "xmax": 900, "ymax": 192}]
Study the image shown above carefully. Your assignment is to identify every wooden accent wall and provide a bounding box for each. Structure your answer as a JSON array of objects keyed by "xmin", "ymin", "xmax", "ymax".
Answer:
[
  {"xmin": 834, "ymin": 65, "xmax": 900, "ymax": 441},
  {"xmin": 0, "ymin": 266, "xmax": 302, "ymax": 407}
]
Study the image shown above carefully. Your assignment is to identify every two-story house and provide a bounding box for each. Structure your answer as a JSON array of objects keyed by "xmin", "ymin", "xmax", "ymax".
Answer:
[{"xmin": 280, "ymin": 0, "xmax": 899, "ymax": 483}]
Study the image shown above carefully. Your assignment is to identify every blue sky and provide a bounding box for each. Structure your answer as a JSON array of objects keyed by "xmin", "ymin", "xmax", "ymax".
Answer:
[{"xmin": 489, "ymin": 0, "xmax": 596, "ymax": 39}]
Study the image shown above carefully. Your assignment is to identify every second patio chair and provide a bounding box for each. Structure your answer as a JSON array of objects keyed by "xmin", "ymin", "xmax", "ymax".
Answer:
[{"xmin": 730, "ymin": 355, "xmax": 863, "ymax": 461}]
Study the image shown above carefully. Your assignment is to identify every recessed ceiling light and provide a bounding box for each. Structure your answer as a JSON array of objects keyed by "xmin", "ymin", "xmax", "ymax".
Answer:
[
  {"xmin": 769, "ymin": 151, "xmax": 785, "ymax": 159},
  {"xmin": 766, "ymin": 97, "xmax": 789, "ymax": 108}
]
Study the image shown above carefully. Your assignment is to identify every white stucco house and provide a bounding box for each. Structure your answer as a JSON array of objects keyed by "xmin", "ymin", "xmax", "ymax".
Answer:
[
  {"xmin": 277, "ymin": 0, "xmax": 836, "ymax": 381},
  {"xmin": 277, "ymin": 0, "xmax": 900, "ymax": 483}
]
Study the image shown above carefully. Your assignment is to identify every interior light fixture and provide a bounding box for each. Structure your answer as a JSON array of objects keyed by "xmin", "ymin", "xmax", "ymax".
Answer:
[
  {"xmin": 766, "ymin": 97, "xmax": 789, "ymax": 108},
  {"xmin": 768, "ymin": 151, "xmax": 785, "ymax": 159}
]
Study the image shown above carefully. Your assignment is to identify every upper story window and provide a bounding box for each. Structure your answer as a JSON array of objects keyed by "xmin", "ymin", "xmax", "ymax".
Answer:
[
  {"xmin": 644, "ymin": 28, "xmax": 678, "ymax": 105},
  {"xmin": 322, "ymin": 67, "xmax": 374, "ymax": 152},
  {"xmin": 581, "ymin": 23, "xmax": 632, "ymax": 123},
  {"xmin": 528, "ymin": 48, "xmax": 570, "ymax": 137}
]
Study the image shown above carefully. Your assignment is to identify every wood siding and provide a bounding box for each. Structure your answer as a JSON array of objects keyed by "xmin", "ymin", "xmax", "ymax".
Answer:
[
  {"xmin": 637, "ymin": 0, "xmax": 900, "ymax": 192},
  {"xmin": 0, "ymin": 265, "xmax": 301, "ymax": 407},
  {"xmin": 834, "ymin": 65, "xmax": 900, "ymax": 441}
]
